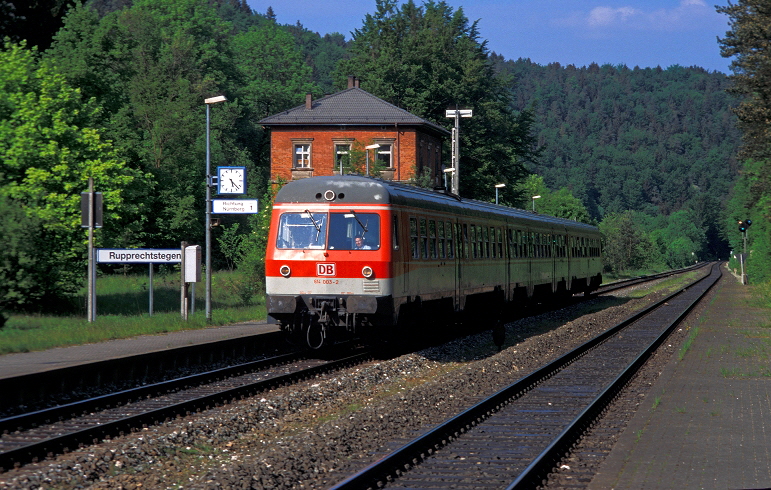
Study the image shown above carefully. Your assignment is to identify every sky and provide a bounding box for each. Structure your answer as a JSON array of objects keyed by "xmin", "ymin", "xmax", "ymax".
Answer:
[{"xmin": 246, "ymin": 0, "xmax": 733, "ymax": 73}]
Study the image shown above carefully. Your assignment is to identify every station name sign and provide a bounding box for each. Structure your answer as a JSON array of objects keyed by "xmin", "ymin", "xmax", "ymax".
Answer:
[{"xmin": 96, "ymin": 249, "xmax": 182, "ymax": 264}]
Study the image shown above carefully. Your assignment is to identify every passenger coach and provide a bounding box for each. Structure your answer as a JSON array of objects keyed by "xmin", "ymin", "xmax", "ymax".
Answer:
[{"xmin": 266, "ymin": 176, "xmax": 602, "ymax": 348}]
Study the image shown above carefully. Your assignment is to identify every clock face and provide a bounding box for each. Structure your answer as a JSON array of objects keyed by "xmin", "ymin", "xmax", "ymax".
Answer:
[{"xmin": 218, "ymin": 167, "xmax": 246, "ymax": 194}]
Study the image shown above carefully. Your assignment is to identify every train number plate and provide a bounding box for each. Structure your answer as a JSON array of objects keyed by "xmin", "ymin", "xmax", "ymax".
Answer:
[{"xmin": 316, "ymin": 263, "xmax": 336, "ymax": 276}]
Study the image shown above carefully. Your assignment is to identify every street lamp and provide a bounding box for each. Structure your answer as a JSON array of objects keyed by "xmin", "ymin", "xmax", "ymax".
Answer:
[
  {"xmin": 532, "ymin": 195, "xmax": 541, "ymax": 212},
  {"xmin": 495, "ymin": 183, "xmax": 505, "ymax": 205},
  {"xmin": 365, "ymin": 144, "xmax": 380, "ymax": 176},
  {"xmin": 205, "ymin": 95, "xmax": 226, "ymax": 322}
]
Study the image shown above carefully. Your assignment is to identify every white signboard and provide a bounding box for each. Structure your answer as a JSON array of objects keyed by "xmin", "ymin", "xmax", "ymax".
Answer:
[
  {"xmin": 97, "ymin": 249, "xmax": 182, "ymax": 264},
  {"xmin": 212, "ymin": 199, "xmax": 259, "ymax": 214}
]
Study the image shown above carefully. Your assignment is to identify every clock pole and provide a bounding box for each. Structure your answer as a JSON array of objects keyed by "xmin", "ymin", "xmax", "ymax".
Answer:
[{"xmin": 204, "ymin": 95, "xmax": 226, "ymax": 322}]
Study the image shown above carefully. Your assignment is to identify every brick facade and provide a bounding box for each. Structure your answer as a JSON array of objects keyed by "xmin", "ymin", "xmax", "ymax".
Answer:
[
  {"xmin": 268, "ymin": 126, "xmax": 444, "ymax": 185},
  {"xmin": 260, "ymin": 86, "xmax": 450, "ymax": 187}
]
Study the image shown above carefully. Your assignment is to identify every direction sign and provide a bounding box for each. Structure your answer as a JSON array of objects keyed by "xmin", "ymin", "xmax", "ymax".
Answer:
[{"xmin": 212, "ymin": 199, "xmax": 259, "ymax": 214}]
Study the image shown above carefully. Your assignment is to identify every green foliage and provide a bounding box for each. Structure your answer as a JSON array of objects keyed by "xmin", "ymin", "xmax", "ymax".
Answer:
[
  {"xmin": 515, "ymin": 174, "xmax": 591, "ymax": 223},
  {"xmin": 599, "ymin": 211, "xmax": 661, "ymax": 274},
  {"xmin": 336, "ymin": 0, "xmax": 537, "ymax": 200},
  {"xmin": 0, "ymin": 40, "xmax": 144, "ymax": 310},
  {"xmin": 717, "ymin": 1, "xmax": 771, "ymax": 283}
]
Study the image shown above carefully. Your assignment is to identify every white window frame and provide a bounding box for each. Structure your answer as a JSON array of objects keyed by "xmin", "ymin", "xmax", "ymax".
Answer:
[{"xmin": 292, "ymin": 138, "xmax": 313, "ymax": 169}]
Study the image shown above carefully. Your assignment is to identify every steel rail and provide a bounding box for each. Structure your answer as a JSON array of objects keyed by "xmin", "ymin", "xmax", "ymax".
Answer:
[{"xmin": 0, "ymin": 350, "xmax": 373, "ymax": 471}]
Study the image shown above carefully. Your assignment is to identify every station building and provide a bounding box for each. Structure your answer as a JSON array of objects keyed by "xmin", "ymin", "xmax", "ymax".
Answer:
[{"xmin": 260, "ymin": 76, "xmax": 450, "ymax": 186}]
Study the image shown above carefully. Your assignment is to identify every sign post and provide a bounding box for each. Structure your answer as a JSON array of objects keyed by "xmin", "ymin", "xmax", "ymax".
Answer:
[{"xmin": 81, "ymin": 178, "xmax": 103, "ymax": 322}]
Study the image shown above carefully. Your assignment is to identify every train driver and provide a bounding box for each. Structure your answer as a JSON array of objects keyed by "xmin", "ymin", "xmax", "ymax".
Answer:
[{"xmin": 354, "ymin": 236, "xmax": 372, "ymax": 249}]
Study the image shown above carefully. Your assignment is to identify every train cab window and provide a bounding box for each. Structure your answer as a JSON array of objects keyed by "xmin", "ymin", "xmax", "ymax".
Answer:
[
  {"xmin": 410, "ymin": 218, "xmax": 418, "ymax": 259},
  {"xmin": 420, "ymin": 218, "xmax": 428, "ymax": 259},
  {"xmin": 277, "ymin": 211, "xmax": 327, "ymax": 249},
  {"xmin": 429, "ymin": 220, "xmax": 437, "ymax": 259},
  {"xmin": 328, "ymin": 212, "xmax": 380, "ymax": 250},
  {"xmin": 447, "ymin": 222, "xmax": 455, "ymax": 259},
  {"xmin": 438, "ymin": 221, "xmax": 445, "ymax": 259}
]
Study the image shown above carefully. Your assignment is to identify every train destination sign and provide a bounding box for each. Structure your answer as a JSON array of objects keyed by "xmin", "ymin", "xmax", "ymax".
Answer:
[
  {"xmin": 212, "ymin": 199, "xmax": 259, "ymax": 214},
  {"xmin": 96, "ymin": 249, "xmax": 182, "ymax": 264}
]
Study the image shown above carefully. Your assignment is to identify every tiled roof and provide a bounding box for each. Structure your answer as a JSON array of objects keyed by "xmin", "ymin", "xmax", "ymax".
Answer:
[{"xmin": 259, "ymin": 88, "xmax": 450, "ymax": 136}]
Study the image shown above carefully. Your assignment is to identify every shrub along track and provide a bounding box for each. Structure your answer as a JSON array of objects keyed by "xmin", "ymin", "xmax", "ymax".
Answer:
[{"xmin": 0, "ymin": 267, "xmax": 712, "ymax": 489}]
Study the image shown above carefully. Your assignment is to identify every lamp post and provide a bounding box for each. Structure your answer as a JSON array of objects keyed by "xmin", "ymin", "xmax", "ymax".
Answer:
[
  {"xmin": 495, "ymin": 183, "xmax": 505, "ymax": 205},
  {"xmin": 532, "ymin": 195, "xmax": 541, "ymax": 212},
  {"xmin": 365, "ymin": 144, "xmax": 380, "ymax": 176},
  {"xmin": 204, "ymin": 95, "xmax": 226, "ymax": 322}
]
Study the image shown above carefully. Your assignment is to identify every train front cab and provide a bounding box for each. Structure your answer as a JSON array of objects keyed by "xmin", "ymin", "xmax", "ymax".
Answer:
[{"xmin": 265, "ymin": 202, "xmax": 395, "ymax": 348}]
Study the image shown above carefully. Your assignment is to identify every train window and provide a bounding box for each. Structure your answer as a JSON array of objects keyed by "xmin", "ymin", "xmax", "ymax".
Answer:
[
  {"xmin": 420, "ymin": 218, "xmax": 428, "ymax": 259},
  {"xmin": 462, "ymin": 224, "xmax": 469, "ymax": 259},
  {"xmin": 497, "ymin": 229, "xmax": 503, "ymax": 259},
  {"xmin": 478, "ymin": 226, "xmax": 484, "ymax": 259},
  {"xmin": 327, "ymin": 213, "xmax": 380, "ymax": 250},
  {"xmin": 438, "ymin": 221, "xmax": 445, "ymax": 259},
  {"xmin": 277, "ymin": 211, "xmax": 327, "ymax": 249},
  {"xmin": 471, "ymin": 225, "xmax": 477, "ymax": 259},
  {"xmin": 487, "ymin": 227, "xmax": 494, "ymax": 258},
  {"xmin": 447, "ymin": 222, "xmax": 455, "ymax": 259},
  {"xmin": 410, "ymin": 217, "xmax": 418, "ymax": 259},
  {"xmin": 429, "ymin": 220, "xmax": 437, "ymax": 259},
  {"xmin": 392, "ymin": 215, "xmax": 399, "ymax": 250}
]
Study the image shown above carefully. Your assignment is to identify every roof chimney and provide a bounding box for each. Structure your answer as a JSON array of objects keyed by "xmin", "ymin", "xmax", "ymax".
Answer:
[
  {"xmin": 347, "ymin": 75, "xmax": 355, "ymax": 89},
  {"xmin": 355, "ymin": 77, "xmax": 360, "ymax": 88},
  {"xmin": 305, "ymin": 93, "xmax": 312, "ymax": 109}
]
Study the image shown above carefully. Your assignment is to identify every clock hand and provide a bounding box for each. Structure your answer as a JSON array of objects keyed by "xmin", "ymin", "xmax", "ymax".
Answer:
[{"xmin": 229, "ymin": 179, "xmax": 241, "ymax": 189}]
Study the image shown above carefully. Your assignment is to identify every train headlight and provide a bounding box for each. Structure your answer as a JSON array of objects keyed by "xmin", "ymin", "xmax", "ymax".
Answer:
[
  {"xmin": 279, "ymin": 265, "xmax": 291, "ymax": 277},
  {"xmin": 362, "ymin": 266, "xmax": 374, "ymax": 278}
]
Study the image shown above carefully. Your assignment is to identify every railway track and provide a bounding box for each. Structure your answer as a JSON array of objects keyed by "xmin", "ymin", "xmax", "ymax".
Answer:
[
  {"xmin": 330, "ymin": 262, "xmax": 721, "ymax": 489},
  {"xmin": 0, "ymin": 348, "xmax": 373, "ymax": 471}
]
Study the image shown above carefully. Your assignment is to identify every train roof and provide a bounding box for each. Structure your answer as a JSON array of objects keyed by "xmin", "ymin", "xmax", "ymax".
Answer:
[{"xmin": 274, "ymin": 176, "xmax": 599, "ymax": 233}]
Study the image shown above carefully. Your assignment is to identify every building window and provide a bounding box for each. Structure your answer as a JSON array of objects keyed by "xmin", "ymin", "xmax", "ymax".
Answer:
[
  {"xmin": 333, "ymin": 139, "xmax": 353, "ymax": 174},
  {"xmin": 294, "ymin": 143, "xmax": 311, "ymax": 168},
  {"xmin": 372, "ymin": 141, "xmax": 394, "ymax": 168}
]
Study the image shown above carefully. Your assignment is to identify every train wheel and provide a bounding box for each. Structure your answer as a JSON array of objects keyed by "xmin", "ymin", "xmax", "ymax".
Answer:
[{"xmin": 306, "ymin": 318, "xmax": 326, "ymax": 350}]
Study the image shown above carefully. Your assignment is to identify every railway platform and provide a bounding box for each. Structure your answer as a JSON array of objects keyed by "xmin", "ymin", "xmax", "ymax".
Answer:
[
  {"xmin": 590, "ymin": 265, "xmax": 771, "ymax": 489},
  {"xmin": 0, "ymin": 320, "xmax": 278, "ymax": 379}
]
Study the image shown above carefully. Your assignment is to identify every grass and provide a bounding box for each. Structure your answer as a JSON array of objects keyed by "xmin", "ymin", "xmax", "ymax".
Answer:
[
  {"xmin": 0, "ymin": 270, "xmax": 266, "ymax": 355},
  {"xmin": 678, "ymin": 327, "xmax": 699, "ymax": 361}
]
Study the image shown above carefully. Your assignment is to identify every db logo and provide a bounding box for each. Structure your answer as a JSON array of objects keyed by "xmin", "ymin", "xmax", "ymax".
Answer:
[{"xmin": 317, "ymin": 263, "xmax": 336, "ymax": 276}]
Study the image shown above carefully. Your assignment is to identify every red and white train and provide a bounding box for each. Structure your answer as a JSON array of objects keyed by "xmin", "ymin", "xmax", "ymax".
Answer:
[{"xmin": 265, "ymin": 176, "xmax": 602, "ymax": 348}]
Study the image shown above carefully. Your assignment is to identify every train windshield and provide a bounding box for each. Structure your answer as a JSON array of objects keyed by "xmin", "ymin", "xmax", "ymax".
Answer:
[
  {"xmin": 276, "ymin": 211, "xmax": 328, "ymax": 249},
  {"xmin": 276, "ymin": 212, "xmax": 380, "ymax": 250},
  {"xmin": 328, "ymin": 213, "xmax": 380, "ymax": 250}
]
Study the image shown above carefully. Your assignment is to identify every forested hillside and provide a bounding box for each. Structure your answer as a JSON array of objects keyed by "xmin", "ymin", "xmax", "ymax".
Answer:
[{"xmin": 498, "ymin": 59, "xmax": 740, "ymax": 220}]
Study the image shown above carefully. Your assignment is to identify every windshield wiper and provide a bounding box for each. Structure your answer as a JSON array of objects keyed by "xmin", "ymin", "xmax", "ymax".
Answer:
[
  {"xmin": 304, "ymin": 209, "xmax": 322, "ymax": 242},
  {"xmin": 346, "ymin": 210, "xmax": 368, "ymax": 235}
]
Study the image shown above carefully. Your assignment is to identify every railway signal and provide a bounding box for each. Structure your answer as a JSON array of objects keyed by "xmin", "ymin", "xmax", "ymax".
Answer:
[{"xmin": 738, "ymin": 219, "xmax": 752, "ymax": 232}]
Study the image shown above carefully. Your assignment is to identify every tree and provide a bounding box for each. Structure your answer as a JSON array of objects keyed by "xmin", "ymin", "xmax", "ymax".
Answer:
[
  {"xmin": 336, "ymin": 0, "xmax": 537, "ymax": 199},
  {"xmin": 0, "ymin": 41, "xmax": 144, "ymax": 306},
  {"xmin": 717, "ymin": 0, "xmax": 771, "ymax": 281},
  {"xmin": 515, "ymin": 175, "xmax": 591, "ymax": 223},
  {"xmin": 600, "ymin": 211, "xmax": 660, "ymax": 274}
]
